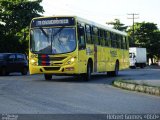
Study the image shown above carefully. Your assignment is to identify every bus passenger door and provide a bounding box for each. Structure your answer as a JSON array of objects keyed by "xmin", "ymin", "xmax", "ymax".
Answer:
[{"xmin": 78, "ymin": 26, "xmax": 86, "ymax": 73}]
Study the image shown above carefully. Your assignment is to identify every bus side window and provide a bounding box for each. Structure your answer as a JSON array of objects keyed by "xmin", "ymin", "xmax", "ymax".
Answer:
[
  {"xmin": 123, "ymin": 36, "xmax": 126, "ymax": 49},
  {"xmin": 85, "ymin": 25, "xmax": 92, "ymax": 44},
  {"xmin": 125, "ymin": 37, "xmax": 129, "ymax": 50},
  {"xmin": 92, "ymin": 27, "xmax": 99, "ymax": 45},
  {"xmin": 101, "ymin": 30, "xmax": 105, "ymax": 46},
  {"xmin": 110, "ymin": 32, "xmax": 115, "ymax": 48},
  {"xmin": 78, "ymin": 25, "xmax": 86, "ymax": 50},
  {"xmin": 107, "ymin": 31, "xmax": 111, "ymax": 47},
  {"xmin": 104, "ymin": 31, "xmax": 108, "ymax": 47},
  {"xmin": 98, "ymin": 29, "xmax": 102, "ymax": 45},
  {"xmin": 120, "ymin": 36, "xmax": 123, "ymax": 49},
  {"xmin": 113, "ymin": 33, "xmax": 117, "ymax": 48},
  {"xmin": 117, "ymin": 35, "xmax": 121, "ymax": 49}
]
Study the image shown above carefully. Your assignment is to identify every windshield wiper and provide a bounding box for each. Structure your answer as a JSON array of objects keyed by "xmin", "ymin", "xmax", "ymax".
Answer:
[{"xmin": 40, "ymin": 28, "xmax": 49, "ymax": 38}]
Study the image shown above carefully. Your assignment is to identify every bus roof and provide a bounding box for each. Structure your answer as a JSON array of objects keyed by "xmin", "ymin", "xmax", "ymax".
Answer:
[
  {"xmin": 76, "ymin": 16, "xmax": 127, "ymax": 36},
  {"xmin": 31, "ymin": 15, "xmax": 127, "ymax": 36}
]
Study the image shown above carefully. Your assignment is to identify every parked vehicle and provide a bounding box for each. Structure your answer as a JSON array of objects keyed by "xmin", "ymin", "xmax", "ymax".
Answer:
[
  {"xmin": 0, "ymin": 53, "xmax": 28, "ymax": 75},
  {"xmin": 129, "ymin": 47, "xmax": 147, "ymax": 68}
]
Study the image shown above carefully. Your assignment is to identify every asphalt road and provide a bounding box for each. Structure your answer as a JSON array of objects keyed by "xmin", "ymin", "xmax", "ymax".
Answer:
[{"xmin": 0, "ymin": 69, "xmax": 160, "ymax": 114}]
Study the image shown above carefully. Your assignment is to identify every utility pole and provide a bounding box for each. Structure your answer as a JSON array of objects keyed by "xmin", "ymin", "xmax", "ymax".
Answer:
[{"xmin": 127, "ymin": 13, "xmax": 139, "ymax": 46}]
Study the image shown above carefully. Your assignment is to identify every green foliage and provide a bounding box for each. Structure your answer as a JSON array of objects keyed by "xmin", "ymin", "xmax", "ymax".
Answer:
[
  {"xmin": 0, "ymin": 0, "xmax": 44, "ymax": 53},
  {"xmin": 0, "ymin": 23, "xmax": 5, "ymax": 36},
  {"xmin": 127, "ymin": 22, "xmax": 160, "ymax": 60},
  {"xmin": 106, "ymin": 19, "xmax": 128, "ymax": 31},
  {"xmin": 150, "ymin": 30, "xmax": 160, "ymax": 59}
]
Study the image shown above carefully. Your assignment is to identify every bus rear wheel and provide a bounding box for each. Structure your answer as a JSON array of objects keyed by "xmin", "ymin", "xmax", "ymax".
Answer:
[
  {"xmin": 107, "ymin": 61, "xmax": 119, "ymax": 77},
  {"xmin": 114, "ymin": 61, "xmax": 119, "ymax": 76},
  {"xmin": 44, "ymin": 74, "xmax": 52, "ymax": 80}
]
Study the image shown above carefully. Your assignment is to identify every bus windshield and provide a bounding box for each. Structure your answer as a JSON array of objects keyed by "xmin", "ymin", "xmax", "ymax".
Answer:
[{"xmin": 30, "ymin": 27, "xmax": 76, "ymax": 54}]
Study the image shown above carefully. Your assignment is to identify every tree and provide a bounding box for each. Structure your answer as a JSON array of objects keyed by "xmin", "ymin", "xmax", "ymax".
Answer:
[
  {"xmin": 106, "ymin": 19, "xmax": 128, "ymax": 31},
  {"xmin": 0, "ymin": 23, "xmax": 5, "ymax": 36},
  {"xmin": 150, "ymin": 30, "xmax": 160, "ymax": 60},
  {"xmin": 0, "ymin": 0, "xmax": 44, "ymax": 53},
  {"xmin": 127, "ymin": 22, "xmax": 160, "ymax": 63}
]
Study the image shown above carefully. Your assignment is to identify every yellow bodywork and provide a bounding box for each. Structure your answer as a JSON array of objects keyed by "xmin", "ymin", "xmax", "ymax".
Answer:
[
  {"xmin": 29, "ymin": 51, "xmax": 79, "ymax": 75},
  {"xmin": 29, "ymin": 44, "xmax": 129, "ymax": 75},
  {"xmin": 29, "ymin": 16, "xmax": 129, "ymax": 75}
]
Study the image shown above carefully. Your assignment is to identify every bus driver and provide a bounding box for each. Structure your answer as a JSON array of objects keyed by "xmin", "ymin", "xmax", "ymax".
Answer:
[{"xmin": 52, "ymin": 29, "xmax": 76, "ymax": 54}]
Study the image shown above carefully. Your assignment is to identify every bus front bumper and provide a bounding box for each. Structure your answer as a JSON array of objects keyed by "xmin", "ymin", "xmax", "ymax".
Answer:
[{"xmin": 29, "ymin": 64, "xmax": 78, "ymax": 75}]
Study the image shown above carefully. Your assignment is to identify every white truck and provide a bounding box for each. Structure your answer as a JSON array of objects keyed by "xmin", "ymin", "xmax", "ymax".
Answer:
[{"xmin": 129, "ymin": 47, "xmax": 147, "ymax": 68}]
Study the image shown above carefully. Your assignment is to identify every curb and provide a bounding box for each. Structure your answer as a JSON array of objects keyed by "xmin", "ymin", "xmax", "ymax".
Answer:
[{"xmin": 113, "ymin": 81, "xmax": 160, "ymax": 96}]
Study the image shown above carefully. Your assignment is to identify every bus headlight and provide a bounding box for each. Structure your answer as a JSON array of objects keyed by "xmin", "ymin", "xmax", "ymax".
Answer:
[
  {"xmin": 71, "ymin": 57, "xmax": 75, "ymax": 62},
  {"xmin": 30, "ymin": 59, "xmax": 38, "ymax": 65},
  {"xmin": 66, "ymin": 57, "xmax": 76, "ymax": 65}
]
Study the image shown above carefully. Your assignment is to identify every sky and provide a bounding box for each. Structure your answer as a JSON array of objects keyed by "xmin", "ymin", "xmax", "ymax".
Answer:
[{"xmin": 41, "ymin": 0, "xmax": 160, "ymax": 29}]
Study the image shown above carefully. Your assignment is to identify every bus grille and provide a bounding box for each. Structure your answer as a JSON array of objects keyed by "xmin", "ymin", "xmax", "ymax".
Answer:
[
  {"xmin": 49, "ymin": 57, "xmax": 67, "ymax": 61},
  {"xmin": 38, "ymin": 55, "xmax": 67, "ymax": 66},
  {"xmin": 43, "ymin": 67, "xmax": 60, "ymax": 71}
]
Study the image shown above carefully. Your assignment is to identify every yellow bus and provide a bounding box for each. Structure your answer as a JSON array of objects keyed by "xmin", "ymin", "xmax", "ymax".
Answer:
[{"xmin": 29, "ymin": 16, "xmax": 129, "ymax": 80}]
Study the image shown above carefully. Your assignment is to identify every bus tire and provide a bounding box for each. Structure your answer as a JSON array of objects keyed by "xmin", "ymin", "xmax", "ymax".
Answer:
[
  {"xmin": 107, "ymin": 71, "xmax": 113, "ymax": 77},
  {"xmin": 107, "ymin": 61, "xmax": 119, "ymax": 77},
  {"xmin": 44, "ymin": 74, "xmax": 52, "ymax": 80},
  {"xmin": 83, "ymin": 62, "xmax": 92, "ymax": 81},
  {"xmin": 114, "ymin": 61, "xmax": 119, "ymax": 76}
]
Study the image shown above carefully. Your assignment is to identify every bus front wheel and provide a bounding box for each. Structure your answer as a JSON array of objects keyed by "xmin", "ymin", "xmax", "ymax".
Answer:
[
  {"xmin": 83, "ymin": 62, "xmax": 92, "ymax": 81},
  {"xmin": 44, "ymin": 74, "xmax": 52, "ymax": 80}
]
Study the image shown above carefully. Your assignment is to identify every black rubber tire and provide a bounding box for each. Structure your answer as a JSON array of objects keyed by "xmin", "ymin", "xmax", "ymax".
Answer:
[
  {"xmin": 107, "ymin": 71, "xmax": 113, "ymax": 77},
  {"xmin": 107, "ymin": 61, "xmax": 119, "ymax": 77},
  {"xmin": 44, "ymin": 74, "xmax": 52, "ymax": 80},
  {"xmin": 83, "ymin": 62, "xmax": 92, "ymax": 81},
  {"xmin": 21, "ymin": 67, "xmax": 28, "ymax": 75},
  {"xmin": 114, "ymin": 61, "xmax": 119, "ymax": 76},
  {"xmin": 1, "ymin": 67, "xmax": 8, "ymax": 76},
  {"xmin": 140, "ymin": 64, "xmax": 144, "ymax": 68},
  {"xmin": 130, "ymin": 65, "xmax": 136, "ymax": 69}
]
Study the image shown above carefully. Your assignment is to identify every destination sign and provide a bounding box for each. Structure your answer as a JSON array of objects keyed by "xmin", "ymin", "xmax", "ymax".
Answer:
[{"xmin": 31, "ymin": 17, "xmax": 75, "ymax": 28}]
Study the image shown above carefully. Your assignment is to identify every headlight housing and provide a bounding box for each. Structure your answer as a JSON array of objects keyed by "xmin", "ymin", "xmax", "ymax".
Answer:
[
  {"xmin": 30, "ymin": 59, "xmax": 38, "ymax": 66},
  {"xmin": 66, "ymin": 57, "xmax": 76, "ymax": 65}
]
